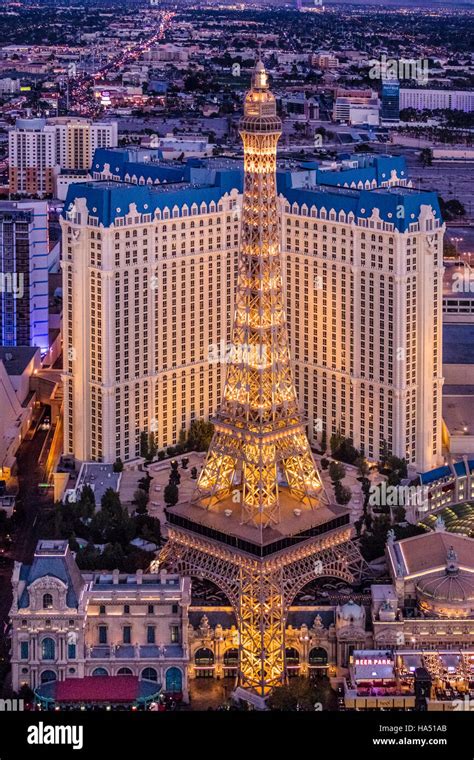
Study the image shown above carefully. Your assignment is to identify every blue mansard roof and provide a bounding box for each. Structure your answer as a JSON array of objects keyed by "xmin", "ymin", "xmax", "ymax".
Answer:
[
  {"xmin": 65, "ymin": 154, "xmax": 440, "ymax": 233},
  {"xmin": 281, "ymin": 184, "xmax": 440, "ymax": 232},
  {"xmin": 18, "ymin": 541, "xmax": 86, "ymax": 610}
]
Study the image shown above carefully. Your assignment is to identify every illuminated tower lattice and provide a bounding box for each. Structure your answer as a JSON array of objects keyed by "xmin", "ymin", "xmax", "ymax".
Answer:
[
  {"xmin": 159, "ymin": 61, "xmax": 367, "ymax": 698},
  {"xmin": 194, "ymin": 59, "xmax": 323, "ymax": 529}
]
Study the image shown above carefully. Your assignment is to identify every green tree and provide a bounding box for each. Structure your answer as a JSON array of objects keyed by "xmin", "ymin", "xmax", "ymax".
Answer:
[
  {"xmin": 133, "ymin": 489, "xmax": 149, "ymax": 515},
  {"xmin": 164, "ymin": 483, "xmax": 179, "ymax": 507},
  {"xmin": 78, "ymin": 484, "xmax": 95, "ymax": 518},
  {"xmin": 334, "ymin": 482, "xmax": 352, "ymax": 505},
  {"xmin": 267, "ymin": 676, "xmax": 335, "ymax": 711},
  {"xmin": 334, "ymin": 437, "xmax": 359, "ymax": 465},
  {"xmin": 113, "ymin": 457, "xmax": 124, "ymax": 473},
  {"xmin": 101, "ymin": 488, "xmax": 122, "ymax": 516},
  {"xmin": 187, "ymin": 419, "xmax": 214, "ymax": 451},
  {"xmin": 329, "ymin": 461, "xmax": 346, "ymax": 484},
  {"xmin": 148, "ymin": 434, "xmax": 157, "ymax": 461},
  {"xmin": 329, "ymin": 429, "xmax": 344, "ymax": 457},
  {"xmin": 320, "ymin": 428, "xmax": 327, "ymax": 454},
  {"xmin": 360, "ymin": 514, "xmax": 391, "ymax": 561},
  {"xmin": 379, "ymin": 439, "xmax": 391, "ymax": 468},
  {"xmin": 355, "ymin": 456, "xmax": 369, "ymax": 478},
  {"xmin": 17, "ymin": 684, "xmax": 35, "ymax": 703}
]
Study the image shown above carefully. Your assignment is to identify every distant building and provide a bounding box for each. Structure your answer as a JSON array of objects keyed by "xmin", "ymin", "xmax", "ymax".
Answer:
[
  {"xmin": 0, "ymin": 346, "xmax": 40, "ymax": 484},
  {"xmin": 333, "ymin": 89, "xmax": 380, "ymax": 125},
  {"xmin": 400, "ymin": 88, "xmax": 474, "ymax": 113},
  {"xmin": 0, "ymin": 77, "xmax": 21, "ymax": 95},
  {"xmin": 8, "ymin": 119, "xmax": 56, "ymax": 197},
  {"xmin": 8, "ymin": 118, "xmax": 117, "ymax": 197},
  {"xmin": 381, "ymin": 80, "xmax": 400, "ymax": 124},
  {"xmin": 0, "ymin": 201, "xmax": 53, "ymax": 353},
  {"xmin": 10, "ymin": 540, "xmax": 191, "ymax": 698},
  {"xmin": 311, "ymin": 52, "xmax": 338, "ymax": 70},
  {"xmin": 279, "ymin": 93, "xmax": 319, "ymax": 122}
]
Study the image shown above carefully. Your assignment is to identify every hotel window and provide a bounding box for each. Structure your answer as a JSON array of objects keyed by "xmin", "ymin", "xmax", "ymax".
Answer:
[
  {"xmin": 68, "ymin": 643, "xmax": 76, "ymax": 659},
  {"xmin": 20, "ymin": 641, "xmax": 29, "ymax": 660},
  {"xmin": 170, "ymin": 625, "xmax": 180, "ymax": 644},
  {"xmin": 147, "ymin": 626, "xmax": 156, "ymax": 644},
  {"xmin": 123, "ymin": 626, "xmax": 132, "ymax": 644},
  {"xmin": 98, "ymin": 626, "xmax": 107, "ymax": 645}
]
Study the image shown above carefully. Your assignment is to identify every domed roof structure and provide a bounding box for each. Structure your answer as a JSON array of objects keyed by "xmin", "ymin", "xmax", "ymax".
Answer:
[{"xmin": 416, "ymin": 546, "xmax": 474, "ymax": 617}]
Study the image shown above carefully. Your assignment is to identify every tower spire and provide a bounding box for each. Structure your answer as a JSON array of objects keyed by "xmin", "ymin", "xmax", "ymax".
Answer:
[{"xmin": 193, "ymin": 64, "xmax": 326, "ymax": 529}]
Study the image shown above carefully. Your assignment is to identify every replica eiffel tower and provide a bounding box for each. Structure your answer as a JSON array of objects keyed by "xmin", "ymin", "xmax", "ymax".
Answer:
[{"xmin": 159, "ymin": 60, "xmax": 366, "ymax": 698}]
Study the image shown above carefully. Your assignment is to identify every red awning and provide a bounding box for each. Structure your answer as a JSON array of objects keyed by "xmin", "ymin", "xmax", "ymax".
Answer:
[{"xmin": 56, "ymin": 676, "xmax": 140, "ymax": 703}]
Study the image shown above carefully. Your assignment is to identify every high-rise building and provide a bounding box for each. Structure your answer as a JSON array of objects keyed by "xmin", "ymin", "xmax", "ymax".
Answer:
[
  {"xmin": 62, "ymin": 140, "xmax": 443, "ymax": 473},
  {"xmin": 0, "ymin": 201, "xmax": 51, "ymax": 352},
  {"xmin": 8, "ymin": 118, "xmax": 117, "ymax": 196},
  {"xmin": 381, "ymin": 80, "xmax": 400, "ymax": 123},
  {"xmin": 8, "ymin": 119, "xmax": 56, "ymax": 197}
]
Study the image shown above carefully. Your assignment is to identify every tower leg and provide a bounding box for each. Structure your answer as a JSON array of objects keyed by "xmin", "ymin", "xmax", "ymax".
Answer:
[{"xmin": 239, "ymin": 563, "xmax": 285, "ymax": 696}]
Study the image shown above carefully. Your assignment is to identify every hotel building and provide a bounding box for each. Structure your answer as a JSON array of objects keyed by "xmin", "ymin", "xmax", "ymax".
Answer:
[
  {"xmin": 61, "ymin": 152, "xmax": 443, "ymax": 471},
  {"xmin": 9, "ymin": 118, "xmax": 117, "ymax": 196},
  {"xmin": 0, "ymin": 200, "xmax": 52, "ymax": 352}
]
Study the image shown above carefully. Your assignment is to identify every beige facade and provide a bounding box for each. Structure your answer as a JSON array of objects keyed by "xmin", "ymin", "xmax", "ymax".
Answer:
[
  {"xmin": 10, "ymin": 541, "xmax": 190, "ymax": 698},
  {"xmin": 61, "ymin": 184, "xmax": 443, "ymax": 471}
]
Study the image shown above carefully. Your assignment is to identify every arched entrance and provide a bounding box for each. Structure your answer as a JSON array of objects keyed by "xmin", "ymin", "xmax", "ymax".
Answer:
[
  {"xmin": 165, "ymin": 667, "xmax": 183, "ymax": 694},
  {"xmin": 40, "ymin": 670, "xmax": 56, "ymax": 684},
  {"xmin": 141, "ymin": 667, "xmax": 158, "ymax": 682},
  {"xmin": 116, "ymin": 667, "xmax": 133, "ymax": 676},
  {"xmin": 91, "ymin": 667, "xmax": 108, "ymax": 677},
  {"xmin": 194, "ymin": 647, "xmax": 214, "ymax": 678},
  {"xmin": 309, "ymin": 646, "xmax": 328, "ymax": 675}
]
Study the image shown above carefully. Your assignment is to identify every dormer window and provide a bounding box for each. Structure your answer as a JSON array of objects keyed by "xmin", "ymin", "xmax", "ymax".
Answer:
[{"xmin": 43, "ymin": 593, "xmax": 53, "ymax": 610}]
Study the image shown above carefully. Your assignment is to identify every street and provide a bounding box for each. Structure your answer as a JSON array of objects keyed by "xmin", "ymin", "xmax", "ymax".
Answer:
[{"xmin": 0, "ymin": 419, "xmax": 54, "ymax": 647}]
